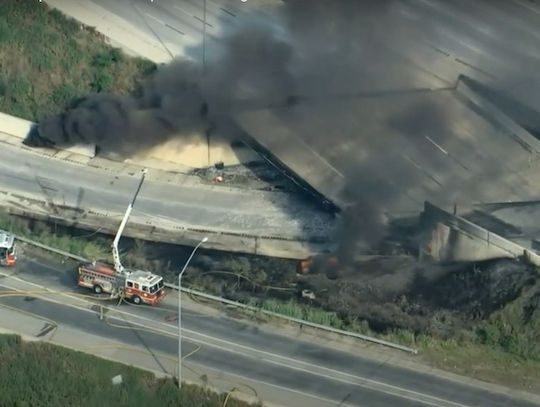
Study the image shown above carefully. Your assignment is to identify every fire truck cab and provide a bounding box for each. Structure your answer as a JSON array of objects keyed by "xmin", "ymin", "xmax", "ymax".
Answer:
[
  {"xmin": 78, "ymin": 261, "xmax": 166, "ymax": 305},
  {"xmin": 123, "ymin": 269, "xmax": 166, "ymax": 305},
  {"xmin": 0, "ymin": 230, "xmax": 16, "ymax": 267}
]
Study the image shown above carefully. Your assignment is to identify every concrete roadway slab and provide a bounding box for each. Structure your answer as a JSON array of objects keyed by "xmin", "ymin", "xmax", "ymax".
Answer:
[
  {"xmin": 41, "ymin": 0, "xmax": 540, "ymax": 246},
  {"xmin": 46, "ymin": 0, "xmax": 281, "ymax": 64},
  {"xmin": 229, "ymin": 0, "xmax": 540, "ymax": 215}
]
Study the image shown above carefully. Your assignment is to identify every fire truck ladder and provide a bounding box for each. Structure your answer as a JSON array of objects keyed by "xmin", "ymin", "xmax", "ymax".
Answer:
[{"xmin": 112, "ymin": 168, "xmax": 148, "ymax": 275}]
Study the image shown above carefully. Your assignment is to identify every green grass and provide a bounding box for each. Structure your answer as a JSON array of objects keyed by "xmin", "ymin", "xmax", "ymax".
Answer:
[
  {"xmin": 0, "ymin": 334, "xmax": 257, "ymax": 407},
  {"xmin": 0, "ymin": 0, "xmax": 155, "ymax": 121},
  {"xmin": 0, "ymin": 210, "xmax": 111, "ymax": 261},
  {"xmin": 249, "ymin": 298, "xmax": 364, "ymax": 331}
]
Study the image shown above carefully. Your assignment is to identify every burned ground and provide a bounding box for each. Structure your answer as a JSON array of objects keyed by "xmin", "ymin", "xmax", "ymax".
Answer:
[{"xmin": 297, "ymin": 257, "xmax": 538, "ymax": 337}]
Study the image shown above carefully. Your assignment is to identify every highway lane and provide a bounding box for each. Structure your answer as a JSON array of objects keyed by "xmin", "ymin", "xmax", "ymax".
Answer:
[
  {"xmin": 0, "ymin": 138, "xmax": 333, "ymax": 241},
  {"xmin": 0, "ymin": 253, "xmax": 537, "ymax": 407},
  {"xmin": 48, "ymin": 0, "xmax": 280, "ymax": 63}
]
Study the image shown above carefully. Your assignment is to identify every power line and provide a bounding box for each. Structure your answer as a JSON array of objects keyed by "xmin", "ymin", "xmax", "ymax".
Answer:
[{"xmin": 130, "ymin": 0, "xmax": 175, "ymax": 61}]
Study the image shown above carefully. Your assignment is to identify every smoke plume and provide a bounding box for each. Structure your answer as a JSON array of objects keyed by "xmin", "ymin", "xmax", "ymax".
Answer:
[
  {"xmin": 25, "ymin": 1, "xmax": 419, "ymax": 154},
  {"xmin": 23, "ymin": 23, "xmax": 297, "ymax": 156}
]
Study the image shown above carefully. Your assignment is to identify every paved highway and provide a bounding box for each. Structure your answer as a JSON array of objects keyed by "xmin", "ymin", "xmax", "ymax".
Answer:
[
  {"xmin": 0, "ymin": 252, "xmax": 538, "ymax": 407},
  {"xmin": 45, "ymin": 0, "xmax": 279, "ymax": 64},
  {"xmin": 51, "ymin": 0, "xmax": 540, "ymax": 110}
]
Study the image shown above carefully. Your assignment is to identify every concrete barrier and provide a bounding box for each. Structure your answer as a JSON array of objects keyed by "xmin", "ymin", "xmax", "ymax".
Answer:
[
  {"xmin": 420, "ymin": 201, "xmax": 540, "ymax": 266},
  {"xmin": 0, "ymin": 112, "xmax": 96, "ymax": 157},
  {"xmin": 456, "ymin": 76, "xmax": 540, "ymax": 155}
]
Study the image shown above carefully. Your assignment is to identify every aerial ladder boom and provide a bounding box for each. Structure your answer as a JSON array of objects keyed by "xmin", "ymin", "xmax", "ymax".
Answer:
[{"xmin": 112, "ymin": 168, "xmax": 148, "ymax": 274}]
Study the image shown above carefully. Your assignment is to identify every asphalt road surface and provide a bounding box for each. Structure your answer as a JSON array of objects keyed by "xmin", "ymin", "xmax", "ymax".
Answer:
[
  {"xmin": 89, "ymin": 0, "xmax": 280, "ymax": 61},
  {"xmin": 0, "ymin": 252, "xmax": 537, "ymax": 407}
]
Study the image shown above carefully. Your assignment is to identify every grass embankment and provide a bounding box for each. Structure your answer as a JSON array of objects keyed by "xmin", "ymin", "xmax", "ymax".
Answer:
[
  {"xmin": 0, "ymin": 0, "xmax": 155, "ymax": 121},
  {"xmin": 0, "ymin": 334, "xmax": 255, "ymax": 407}
]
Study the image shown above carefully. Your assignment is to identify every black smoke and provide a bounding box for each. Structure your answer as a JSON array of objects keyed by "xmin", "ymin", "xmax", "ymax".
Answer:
[
  {"xmin": 24, "ymin": 62, "xmax": 208, "ymax": 155},
  {"xmin": 23, "ymin": 23, "xmax": 296, "ymax": 156},
  {"xmin": 26, "ymin": 1, "xmax": 417, "ymax": 156}
]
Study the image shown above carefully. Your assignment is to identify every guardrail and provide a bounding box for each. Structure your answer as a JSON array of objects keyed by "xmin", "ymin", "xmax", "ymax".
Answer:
[
  {"xmin": 15, "ymin": 235, "xmax": 89, "ymax": 262},
  {"xmin": 16, "ymin": 234, "xmax": 419, "ymax": 355},
  {"xmin": 164, "ymin": 282, "xmax": 418, "ymax": 354}
]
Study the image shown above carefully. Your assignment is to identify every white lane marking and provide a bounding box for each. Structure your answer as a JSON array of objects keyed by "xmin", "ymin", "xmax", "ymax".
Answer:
[
  {"xmin": 510, "ymin": 0, "xmax": 540, "ymax": 16},
  {"xmin": 173, "ymin": 4, "xmax": 193, "ymax": 18},
  {"xmin": 181, "ymin": 331, "xmax": 470, "ymax": 407},
  {"xmin": 142, "ymin": 11, "xmax": 185, "ymax": 35},
  {"xmin": 0, "ymin": 274, "xmax": 471, "ymax": 407},
  {"xmin": 145, "ymin": 12, "xmax": 166, "ymax": 25},
  {"xmin": 0, "ymin": 281, "xmax": 343, "ymax": 407},
  {"xmin": 0, "ymin": 280, "xmax": 347, "ymax": 407},
  {"xmin": 190, "ymin": 363, "xmax": 358, "ymax": 407},
  {"xmin": 173, "ymin": 3, "xmax": 214, "ymax": 27},
  {"xmin": 425, "ymin": 136, "xmax": 448, "ymax": 155}
]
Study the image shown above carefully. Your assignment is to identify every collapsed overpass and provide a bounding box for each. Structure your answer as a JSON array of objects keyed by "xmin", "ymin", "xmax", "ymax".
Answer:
[{"xmin": 236, "ymin": 78, "xmax": 540, "ymax": 216}]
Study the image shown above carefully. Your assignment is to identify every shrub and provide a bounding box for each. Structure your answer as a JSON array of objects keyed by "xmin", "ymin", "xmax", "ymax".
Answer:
[
  {"xmin": 51, "ymin": 84, "xmax": 78, "ymax": 105},
  {"xmin": 0, "ymin": 17, "xmax": 10, "ymax": 43},
  {"xmin": 91, "ymin": 70, "xmax": 113, "ymax": 92}
]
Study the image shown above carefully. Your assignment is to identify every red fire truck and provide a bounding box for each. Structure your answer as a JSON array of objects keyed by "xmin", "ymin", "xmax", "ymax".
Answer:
[
  {"xmin": 78, "ymin": 261, "xmax": 165, "ymax": 305},
  {"xmin": 77, "ymin": 169, "xmax": 166, "ymax": 305},
  {"xmin": 0, "ymin": 230, "xmax": 16, "ymax": 267}
]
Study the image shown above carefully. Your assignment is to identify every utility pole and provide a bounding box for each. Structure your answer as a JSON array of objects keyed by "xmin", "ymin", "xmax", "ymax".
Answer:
[
  {"xmin": 203, "ymin": 0, "xmax": 207, "ymax": 73},
  {"xmin": 202, "ymin": 0, "xmax": 210, "ymax": 166}
]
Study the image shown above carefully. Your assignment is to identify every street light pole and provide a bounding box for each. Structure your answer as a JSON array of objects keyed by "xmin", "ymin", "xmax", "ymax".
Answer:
[
  {"xmin": 178, "ymin": 236, "xmax": 208, "ymax": 389},
  {"xmin": 202, "ymin": 0, "xmax": 207, "ymax": 73}
]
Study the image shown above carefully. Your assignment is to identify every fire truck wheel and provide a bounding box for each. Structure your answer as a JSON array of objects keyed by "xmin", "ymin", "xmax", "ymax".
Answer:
[
  {"xmin": 93, "ymin": 285, "xmax": 103, "ymax": 294},
  {"xmin": 132, "ymin": 296, "xmax": 142, "ymax": 305}
]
